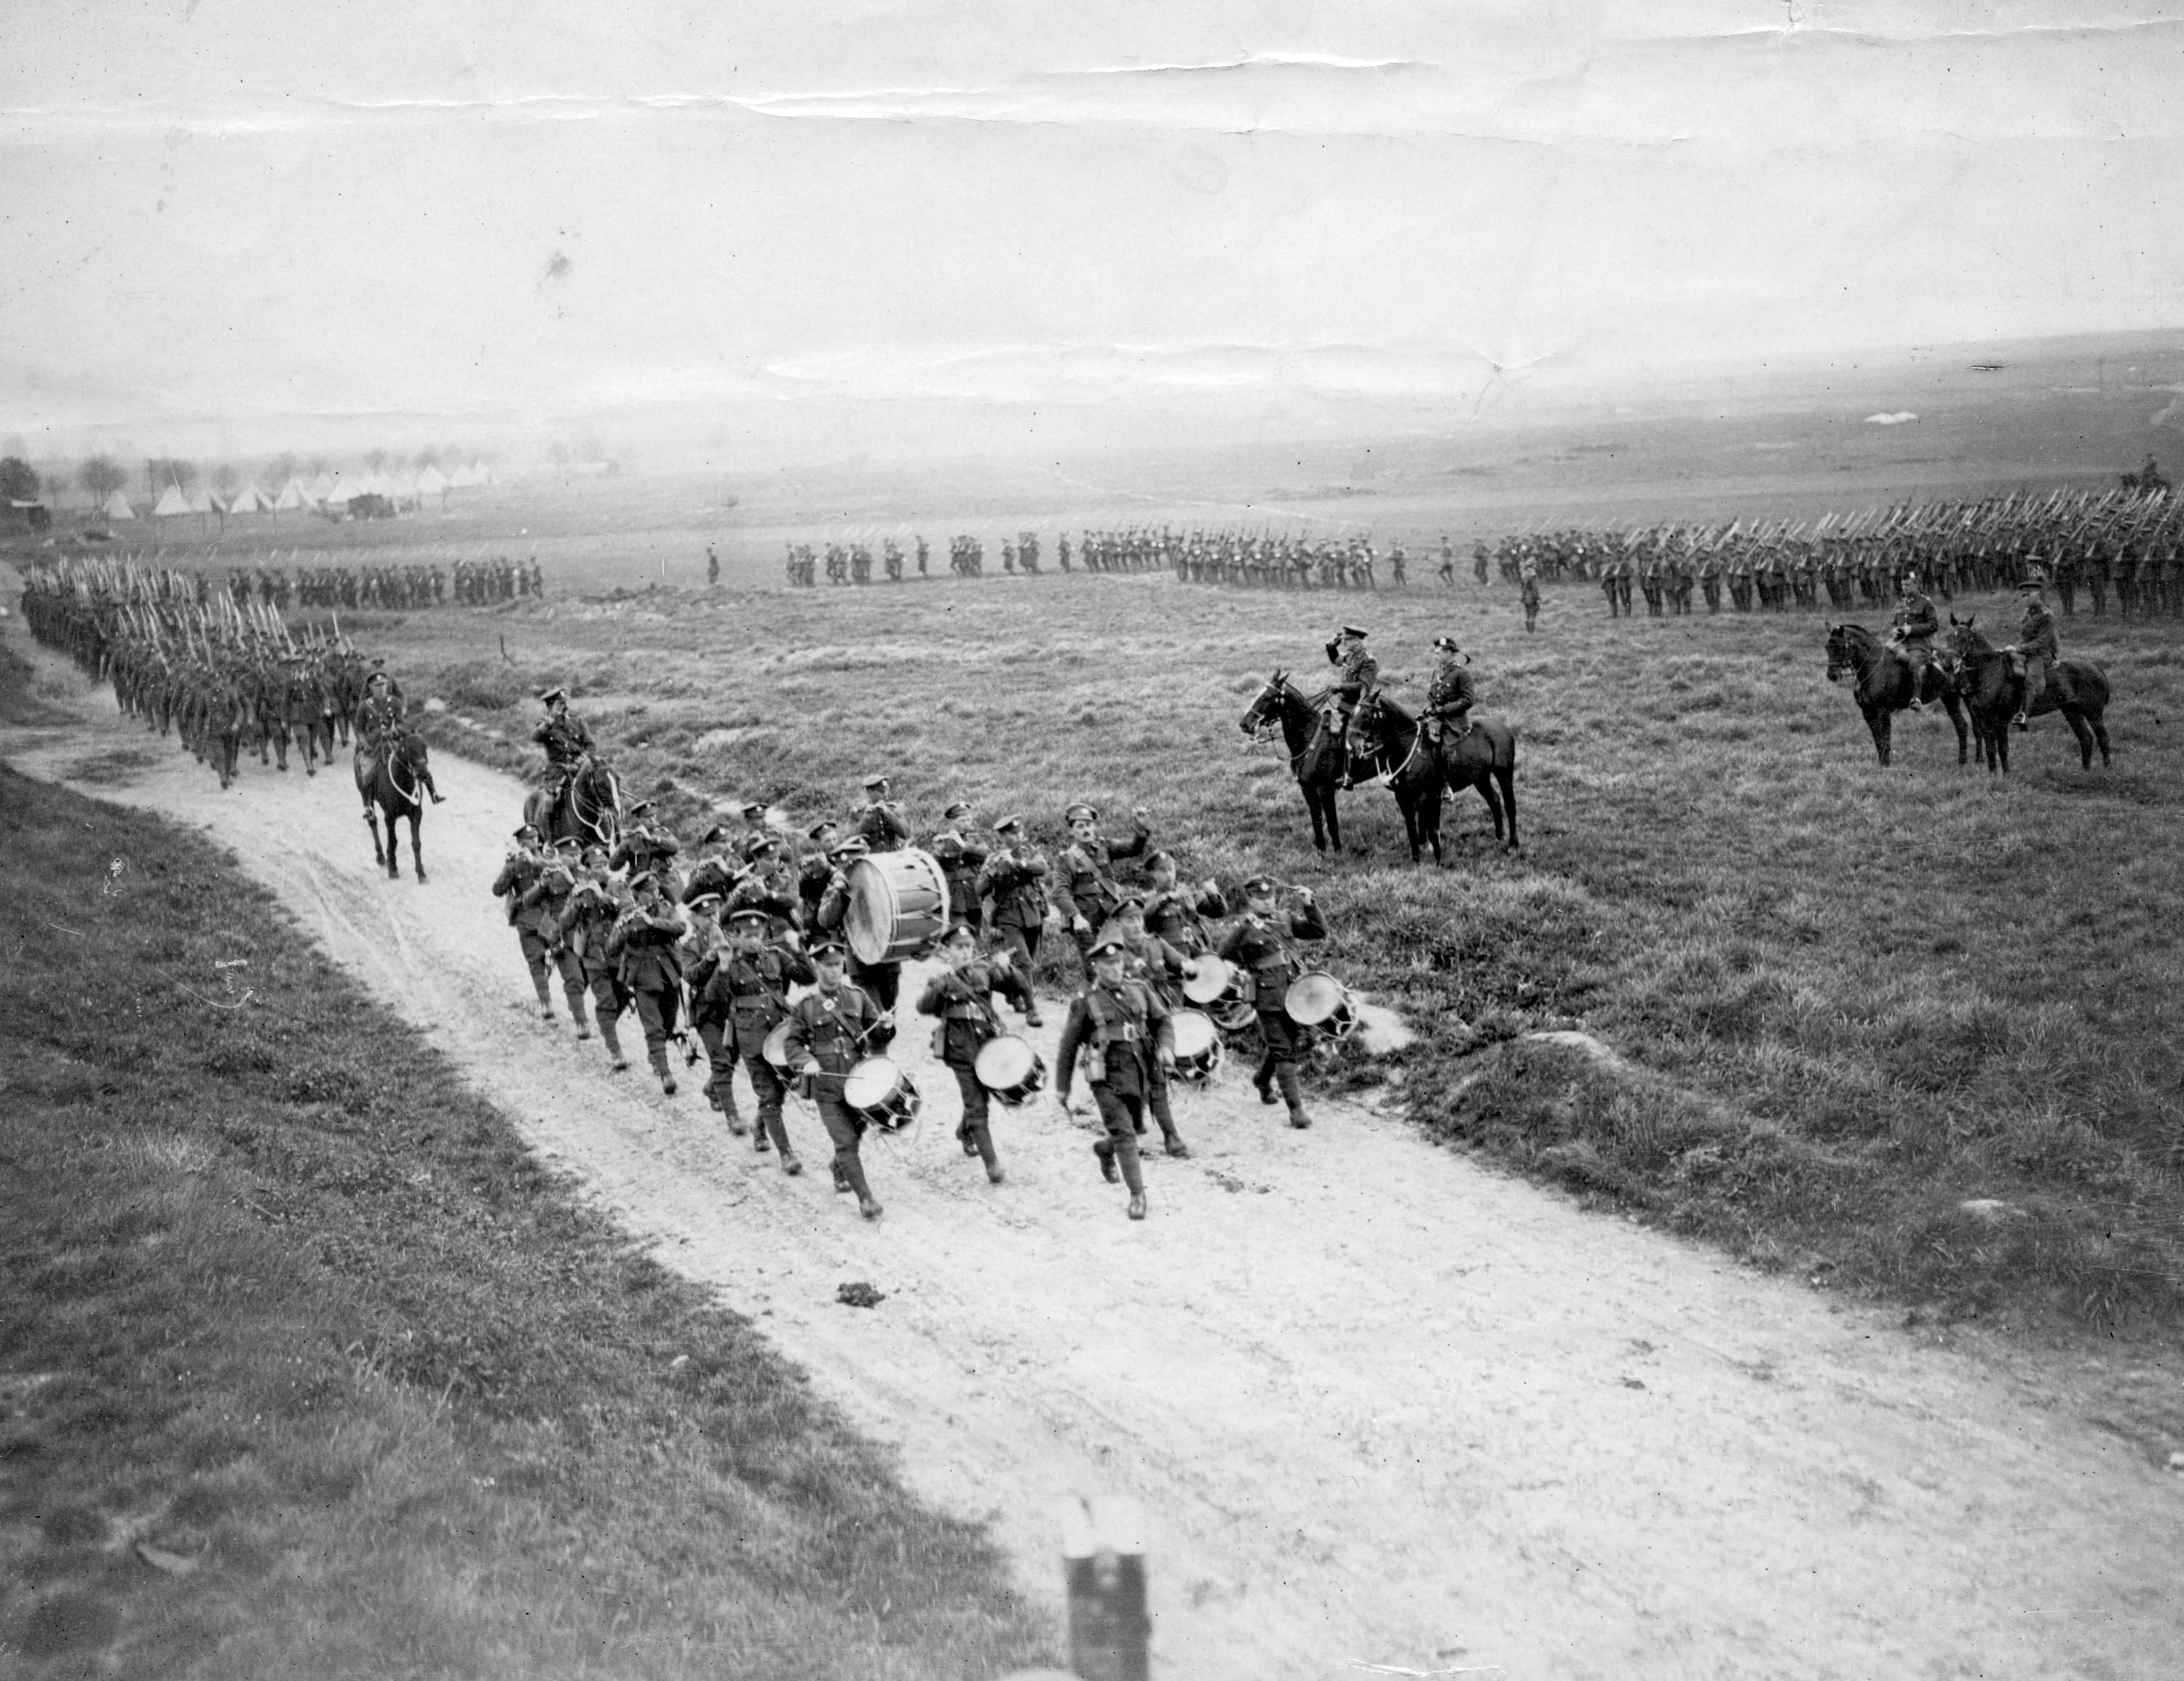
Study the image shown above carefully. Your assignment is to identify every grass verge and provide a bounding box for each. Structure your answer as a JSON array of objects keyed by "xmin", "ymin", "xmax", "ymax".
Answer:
[{"xmin": 0, "ymin": 758, "xmax": 1051, "ymax": 1680}]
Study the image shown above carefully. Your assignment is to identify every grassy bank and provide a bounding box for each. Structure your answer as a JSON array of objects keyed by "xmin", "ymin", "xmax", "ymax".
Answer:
[
  {"xmin": 347, "ymin": 574, "xmax": 2184, "ymax": 1340},
  {"xmin": 0, "ymin": 742, "xmax": 1051, "ymax": 1677}
]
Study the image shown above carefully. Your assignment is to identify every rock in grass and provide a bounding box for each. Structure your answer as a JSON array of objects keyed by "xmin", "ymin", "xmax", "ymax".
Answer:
[
  {"xmin": 837, "ymin": 1281, "xmax": 885, "ymax": 1309},
  {"xmin": 1958, "ymin": 1198, "xmax": 2020, "ymax": 1222}
]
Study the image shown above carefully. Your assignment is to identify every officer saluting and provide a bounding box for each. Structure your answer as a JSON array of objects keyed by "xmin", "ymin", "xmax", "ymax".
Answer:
[
  {"xmin": 781, "ymin": 938, "xmax": 896, "ymax": 1221},
  {"xmin": 1056, "ymin": 929, "xmax": 1177, "ymax": 1221},
  {"xmin": 531, "ymin": 687, "xmax": 593, "ymax": 818},
  {"xmin": 1216, "ymin": 874, "xmax": 1329, "ymax": 1129},
  {"xmin": 1324, "ymin": 625, "xmax": 1379, "ymax": 756},
  {"xmin": 1056, "ymin": 802, "xmax": 1152, "ymax": 977}
]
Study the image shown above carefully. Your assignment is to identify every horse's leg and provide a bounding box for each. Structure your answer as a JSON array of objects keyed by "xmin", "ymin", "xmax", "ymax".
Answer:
[
  {"xmin": 2062, "ymin": 708, "xmax": 2096, "ymax": 771},
  {"xmin": 1300, "ymin": 783, "xmax": 1327, "ymax": 852},
  {"xmin": 2090, "ymin": 708, "xmax": 2113, "ymax": 767},
  {"xmin": 1865, "ymin": 705, "xmax": 1891, "ymax": 767},
  {"xmin": 1323, "ymin": 782, "xmax": 1342, "ymax": 853},
  {"xmin": 1420, "ymin": 777, "xmax": 1445, "ymax": 866},
  {"xmin": 1496, "ymin": 765, "xmax": 1518, "ymax": 851},
  {"xmin": 408, "ymin": 807, "xmax": 427, "ymax": 883},
  {"xmin": 1942, "ymin": 693, "xmax": 1969, "ymax": 767},
  {"xmin": 363, "ymin": 798, "xmax": 387, "ymax": 867}
]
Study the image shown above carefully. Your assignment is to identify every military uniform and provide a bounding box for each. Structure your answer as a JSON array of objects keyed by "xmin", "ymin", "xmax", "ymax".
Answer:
[
  {"xmin": 1142, "ymin": 875, "xmax": 1225, "ymax": 957},
  {"xmin": 2013, "ymin": 582, "xmax": 2061, "ymax": 726},
  {"xmin": 555, "ymin": 865, "xmax": 629, "ymax": 1069},
  {"xmin": 1055, "ymin": 949, "xmax": 1176, "ymax": 1214},
  {"xmin": 517, "ymin": 843, "xmax": 591, "ymax": 1028},
  {"xmin": 853, "ymin": 779, "xmax": 911, "ymax": 853},
  {"xmin": 1216, "ymin": 885, "xmax": 1329, "ymax": 1128},
  {"xmin": 1057, "ymin": 809, "xmax": 1152, "ymax": 975},
  {"xmin": 1324, "ymin": 630, "xmax": 1379, "ymax": 748},
  {"xmin": 929, "ymin": 812, "xmax": 990, "ymax": 933},
  {"xmin": 780, "ymin": 961, "xmax": 895, "ymax": 1216},
  {"xmin": 608, "ymin": 804, "xmax": 682, "ymax": 888},
  {"xmin": 531, "ymin": 697, "xmax": 594, "ymax": 808},
  {"xmin": 915, "ymin": 954, "xmax": 1037, "ymax": 1180},
  {"xmin": 978, "ymin": 823, "xmax": 1053, "ymax": 976},
  {"xmin": 1888, "ymin": 585, "xmax": 1941, "ymax": 706},
  {"xmin": 605, "ymin": 887, "xmax": 688, "ymax": 1092},
  {"xmin": 695, "ymin": 920, "xmax": 816, "ymax": 1161},
  {"xmin": 491, "ymin": 834, "xmax": 562, "ymax": 1017},
  {"xmin": 1423, "ymin": 641, "xmax": 1476, "ymax": 742}
]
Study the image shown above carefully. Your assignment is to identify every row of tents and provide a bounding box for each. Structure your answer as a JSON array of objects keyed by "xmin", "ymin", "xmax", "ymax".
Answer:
[{"xmin": 98, "ymin": 462, "xmax": 496, "ymax": 521}]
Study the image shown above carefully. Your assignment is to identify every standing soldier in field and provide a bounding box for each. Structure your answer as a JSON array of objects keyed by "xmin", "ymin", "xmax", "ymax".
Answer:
[
  {"xmin": 1056, "ymin": 930, "xmax": 1178, "ymax": 1221},
  {"xmin": 1698, "ymin": 547, "xmax": 1722, "ymax": 614},
  {"xmin": 557, "ymin": 845, "xmax": 630, "ymax": 1072},
  {"xmin": 916, "ymin": 535, "xmax": 930, "ymax": 577},
  {"xmin": 979, "ymin": 815, "xmax": 1053, "ymax": 979},
  {"xmin": 606, "ymin": 874, "xmax": 689, "ymax": 1096},
  {"xmin": 1217, "ymin": 874, "xmax": 1328, "ymax": 1130},
  {"xmin": 1056, "ymin": 802, "xmax": 1153, "ymax": 977},
  {"xmin": 697, "ymin": 907, "xmax": 815, "ymax": 1168},
  {"xmin": 1520, "ymin": 558, "xmax": 1542, "ymax": 631},
  {"xmin": 928, "ymin": 802, "xmax": 989, "ymax": 933},
  {"xmin": 1600, "ymin": 556, "xmax": 1623, "ymax": 618},
  {"xmin": 781, "ymin": 939, "xmax": 895, "ymax": 1221},
  {"xmin": 706, "ymin": 544, "xmax": 720, "ymax": 587},
  {"xmin": 1473, "ymin": 539, "xmax": 1490, "ymax": 586},
  {"xmin": 853, "ymin": 774, "xmax": 911, "ymax": 854},
  {"xmin": 492, "ymin": 824, "xmax": 562, "ymax": 1019},
  {"xmin": 917, "ymin": 922, "xmax": 1040, "ymax": 1184}
]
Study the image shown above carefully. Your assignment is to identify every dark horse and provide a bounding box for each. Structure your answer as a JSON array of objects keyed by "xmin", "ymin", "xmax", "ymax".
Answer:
[
  {"xmin": 1824, "ymin": 622, "xmax": 1970, "ymax": 767},
  {"xmin": 1342, "ymin": 691, "xmax": 1447, "ymax": 863},
  {"xmin": 1942, "ymin": 614, "xmax": 2112, "ymax": 774},
  {"xmin": 523, "ymin": 756, "xmax": 623, "ymax": 850},
  {"xmin": 356, "ymin": 732, "xmax": 433, "ymax": 881},
  {"xmin": 1240, "ymin": 670, "xmax": 1349, "ymax": 853},
  {"xmin": 1352, "ymin": 692, "xmax": 1520, "ymax": 856}
]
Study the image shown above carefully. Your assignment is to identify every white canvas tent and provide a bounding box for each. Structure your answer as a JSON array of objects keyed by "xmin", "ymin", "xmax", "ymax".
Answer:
[
  {"xmin": 307, "ymin": 471, "xmax": 337, "ymax": 502},
  {"xmin": 102, "ymin": 490, "xmax": 137, "ymax": 520},
  {"xmin": 322, "ymin": 475, "xmax": 359, "ymax": 505},
  {"xmin": 470, "ymin": 461, "xmax": 494, "ymax": 486},
  {"xmin": 274, "ymin": 478, "xmax": 311, "ymax": 510},
  {"xmin": 446, "ymin": 463, "xmax": 477, "ymax": 489},
  {"xmin": 187, "ymin": 487, "xmax": 216, "ymax": 515},
  {"xmin": 152, "ymin": 485, "xmax": 191, "ymax": 517},
  {"xmin": 415, "ymin": 464, "xmax": 449, "ymax": 497},
  {"xmin": 225, "ymin": 483, "xmax": 268, "ymax": 514}
]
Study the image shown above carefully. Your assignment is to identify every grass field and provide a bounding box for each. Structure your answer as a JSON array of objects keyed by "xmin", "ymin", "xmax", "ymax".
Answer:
[
  {"xmin": 0, "ymin": 642, "xmax": 1051, "ymax": 1680},
  {"xmin": 289, "ymin": 534, "xmax": 2184, "ymax": 1350}
]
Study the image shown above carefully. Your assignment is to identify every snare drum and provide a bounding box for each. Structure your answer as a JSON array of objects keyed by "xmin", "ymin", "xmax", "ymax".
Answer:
[
  {"xmin": 973, "ymin": 1034, "xmax": 1046, "ymax": 1105},
  {"xmin": 761, "ymin": 1021, "xmax": 794, "ymax": 1072},
  {"xmin": 844, "ymin": 848, "xmax": 951, "ymax": 966},
  {"xmin": 1168, "ymin": 1010, "xmax": 1223, "ymax": 1083},
  {"xmin": 1181, "ymin": 955, "xmax": 1255, "ymax": 1032},
  {"xmin": 841, "ymin": 1057, "xmax": 922, "ymax": 1132},
  {"xmin": 1283, "ymin": 971, "xmax": 1358, "ymax": 1039}
]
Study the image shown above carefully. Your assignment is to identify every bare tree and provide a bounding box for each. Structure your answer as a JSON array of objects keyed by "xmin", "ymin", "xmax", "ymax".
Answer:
[
  {"xmin": 365, "ymin": 448, "xmax": 388, "ymax": 474},
  {"xmin": 0, "ymin": 456, "xmax": 39, "ymax": 504},
  {"xmin": 80, "ymin": 455, "xmax": 127, "ymax": 509}
]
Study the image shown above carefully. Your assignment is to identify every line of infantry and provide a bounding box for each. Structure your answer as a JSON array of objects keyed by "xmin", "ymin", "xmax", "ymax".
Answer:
[{"xmin": 498, "ymin": 697, "xmax": 1352, "ymax": 1223}]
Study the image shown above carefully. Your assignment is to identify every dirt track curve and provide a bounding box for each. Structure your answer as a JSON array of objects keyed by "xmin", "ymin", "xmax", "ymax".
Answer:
[{"xmin": 6, "ymin": 590, "xmax": 2181, "ymax": 1680}]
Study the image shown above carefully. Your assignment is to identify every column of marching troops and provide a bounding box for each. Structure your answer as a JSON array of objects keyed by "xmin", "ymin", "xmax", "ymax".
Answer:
[
  {"xmin": 18, "ymin": 558, "xmax": 395, "ymax": 788},
  {"xmin": 39, "ymin": 554, "xmax": 547, "ymax": 612},
  {"xmin": 496, "ymin": 756, "xmax": 1338, "ymax": 1224}
]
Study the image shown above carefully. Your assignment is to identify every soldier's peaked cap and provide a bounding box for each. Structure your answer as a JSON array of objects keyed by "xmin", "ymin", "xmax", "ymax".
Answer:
[
  {"xmin": 1064, "ymin": 802, "xmax": 1099, "ymax": 824},
  {"xmin": 1338, "ymin": 624, "xmax": 1369, "ymax": 638},
  {"xmin": 943, "ymin": 801, "xmax": 973, "ymax": 820},
  {"xmin": 728, "ymin": 907, "xmax": 769, "ymax": 927},
  {"xmin": 700, "ymin": 823, "xmax": 730, "ymax": 845},
  {"xmin": 806, "ymin": 819, "xmax": 837, "ymax": 840},
  {"xmin": 830, "ymin": 835, "xmax": 871, "ymax": 858},
  {"xmin": 993, "ymin": 815, "xmax": 1023, "ymax": 834},
  {"xmin": 1432, "ymin": 635, "xmax": 1460, "ymax": 652},
  {"xmin": 627, "ymin": 799, "xmax": 654, "ymax": 818},
  {"xmin": 554, "ymin": 835, "xmax": 582, "ymax": 853},
  {"xmin": 737, "ymin": 799, "xmax": 766, "ymax": 818},
  {"xmin": 1241, "ymin": 873, "xmax": 1279, "ymax": 897},
  {"xmin": 537, "ymin": 686, "xmax": 566, "ymax": 705},
  {"xmin": 810, "ymin": 938, "xmax": 848, "ymax": 960},
  {"xmin": 1089, "ymin": 930, "xmax": 1131, "ymax": 957},
  {"xmin": 861, "ymin": 774, "xmax": 889, "ymax": 789},
  {"xmin": 741, "ymin": 834, "xmax": 778, "ymax": 859},
  {"xmin": 687, "ymin": 892, "xmax": 724, "ymax": 913},
  {"xmin": 513, "ymin": 823, "xmax": 539, "ymax": 839}
]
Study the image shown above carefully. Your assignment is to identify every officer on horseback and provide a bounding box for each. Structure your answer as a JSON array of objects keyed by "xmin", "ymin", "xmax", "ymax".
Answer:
[
  {"xmin": 357, "ymin": 663, "xmax": 443, "ymax": 803},
  {"xmin": 2011, "ymin": 569, "xmax": 2061, "ymax": 729},
  {"xmin": 1888, "ymin": 574, "xmax": 1941, "ymax": 711},
  {"xmin": 1422, "ymin": 635, "xmax": 1476, "ymax": 744},
  {"xmin": 1323, "ymin": 625, "xmax": 1378, "ymax": 754},
  {"xmin": 532, "ymin": 687, "xmax": 595, "ymax": 820}
]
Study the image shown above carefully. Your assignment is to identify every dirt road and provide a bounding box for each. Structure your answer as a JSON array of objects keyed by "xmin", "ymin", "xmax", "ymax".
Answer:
[{"xmin": 6, "ymin": 600, "xmax": 2181, "ymax": 1680}]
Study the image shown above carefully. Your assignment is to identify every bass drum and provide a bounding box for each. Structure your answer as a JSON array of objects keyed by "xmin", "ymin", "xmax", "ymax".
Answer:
[
  {"xmin": 973, "ymin": 1034, "xmax": 1047, "ymax": 1106},
  {"xmin": 1168, "ymin": 1010, "xmax": 1223, "ymax": 1083},
  {"xmin": 844, "ymin": 847, "xmax": 951, "ymax": 966},
  {"xmin": 1283, "ymin": 971, "xmax": 1357, "ymax": 1039},
  {"xmin": 842, "ymin": 1057, "xmax": 922, "ymax": 1132},
  {"xmin": 1180, "ymin": 954, "xmax": 1254, "ymax": 1032}
]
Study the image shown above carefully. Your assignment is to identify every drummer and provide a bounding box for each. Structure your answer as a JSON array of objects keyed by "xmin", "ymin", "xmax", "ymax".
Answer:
[
  {"xmin": 1216, "ymin": 874, "xmax": 1328, "ymax": 1130},
  {"xmin": 1056, "ymin": 930, "xmax": 1177, "ymax": 1220},
  {"xmin": 697, "ymin": 908, "xmax": 817, "ymax": 1169},
  {"xmin": 815, "ymin": 834, "xmax": 902, "ymax": 1012},
  {"xmin": 781, "ymin": 938, "xmax": 897, "ymax": 1221},
  {"xmin": 1096, "ymin": 898, "xmax": 1193, "ymax": 1159},
  {"xmin": 1140, "ymin": 850, "xmax": 1226, "ymax": 957},
  {"xmin": 916, "ymin": 923, "xmax": 1040, "ymax": 1185}
]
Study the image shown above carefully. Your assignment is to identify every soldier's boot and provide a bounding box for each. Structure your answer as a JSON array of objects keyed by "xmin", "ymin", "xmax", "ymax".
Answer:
[
  {"xmin": 832, "ymin": 1158, "xmax": 852, "ymax": 1194},
  {"xmin": 1128, "ymin": 1191, "xmax": 1148, "ymax": 1221},
  {"xmin": 968, "ymin": 1124, "xmax": 1002, "ymax": 1182},
  {"xmin": 1094, "ymin": 1142, "xmax": 1120, "ymax": 1185},
  {"xmin": 836, "ymin": 1150, "xmax": 882, "ymax": 1219},
  {"xmin": 598, "ymin": 1013, "xmax": 629, "ymax": 1069},
  {"xmin": 568, "ymin": 985, "xmax": 591, "ymax": 1038},
  {"xmin": 649, "ymin": 1047, "xmax": 677, "ymax": 1096},
  {"xmin": 531, "ymin": 970, "xmax": 555, "ymax": 1017},
  {"xmin": 1252, "ymin": 1051, "xmax": 1278, "ymax": 1106},
  {"xmin": 1276, "ymin": 1064, "xmax": 1312, "ymax": 1130},
  {"xmin": 712, "ymin": 1074, "xmax": 747, "ymax": 1135},
  {"xmin": 1115, "ymin": 1136, "xmax": 1146, "ymax": 1204},
  {"xmin": 1149, "ymin": 1086, "xmax": 1187, "ymax": 1157}
]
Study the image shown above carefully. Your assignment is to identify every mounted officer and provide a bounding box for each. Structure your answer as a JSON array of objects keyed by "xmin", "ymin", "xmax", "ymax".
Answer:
[
  {"xmin": 2011, "ymin": 569, "xmax": 2062, "ymax": 729},
  {"xmin": 355, "ymin": 663, "xmax": 443, "ymax": 803},
  {"xmin": 1887, "ymin": 574, "xmax": 1941, "ymax": 709},
  {"xmin": 1421, "ymin": 635, "xmax": 1477, "ymax": 745},
  {"xmin": 531, "ymin": 687, "xmax": 594, "ymax": 825},
  {"xmin": 1323, "ymin": 625, "xmax": 1378, "ymax": 754}
]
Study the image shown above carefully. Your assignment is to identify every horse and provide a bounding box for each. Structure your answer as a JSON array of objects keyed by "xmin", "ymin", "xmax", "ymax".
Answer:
[
  {"xmin": 524, "ymin": 755, "xmax": 623, "ymax": 850},
  {"xmin": 1241, "ymin": 670, "xmax": 1349, "ymax": 853},
  {"xmin": 1353, "ymin": 692, "xmax": 1520, "ymax": 855},
  {"xmin": 1941, "ymin": 615, "xmax": 2112, "ymax": 774},
  {"xmin": 1340, "ymin": 691, "xmax": 1447, "ymax": 863},
  {"xmin": 1824, "ymin": 622, "xmax": 1971, "ymax": 767},
  {"xmin": 357, "ymin": 732, "xmax": 433, "ymax": 881}
]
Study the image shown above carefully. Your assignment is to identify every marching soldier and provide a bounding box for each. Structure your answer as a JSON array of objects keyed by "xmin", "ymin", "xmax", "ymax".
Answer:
[
  {"xmin": 726, "ymin": 832, "xmax": 801, "ymax": 930},
  {"xmin": 606, "ymin": 874, "xmax": 689, "ymax": 1095},
  {"xmin": 680, "ymin": 823, "xmax": 745, "ymax": 906},
  {"xmin": 929, "ymin": 801, "xmax": 989, "ymax": 933},
  {"xmin": 556, "ymin": 845, "xmax": 630, "ymax": 1071},
  {"xmin": 491, "ymin": 824, "xmax": 562, "ymax": 1021},
  {"xmin": 917, "ymin": 922, "xmax": 1040, "ymax": 1184},
  {"xmin": 1216, "ymin": 874, "xmax": 1328, "ymax": 1130},
  {"xmin": 696, "ymin": 907, "xmax": 816, "ymax": 1166},
  {"xmin": 1096, "ymin": 898, "xmax": 1192, "ymax": 1158},
  {"xmin": 1056, "ymin": 802, "xmax": 1152, "ymax": 976},
  {"xmin": 781, "ymin": 939, "xmax": 895, "ymax": 1221},
  {"xmin": 1421, "ymin": 636, "xmax": 1477, "ymax": 745},
  {"xmin": 518, "ymin": 836, "xmax": 591, "ymax": 1032},
  {"xmin": 609, "ymin": 799, "xmax": 681, "ymax": 887},
  {"xmin": 531, "ymin": 687, "xmax": 593, "ymax": 820},
  {"xmin": 1056, "ymin": 930, "xmax": 1178, "ymax": 1220},
  {"xmin": 2012, "ymin": 569, "xmax": 2062, "ymax": 730},
  {"xmin": 797, "ymin": 820, "xmax": 840, "ymax": 927},
  {"xmin": 817, "ymin": 835, "xmax": 902, "ymax": 1012},
  {"xmin": 1139, "ymin": 850, "xmax": 1224, "ymax": 957},
  {"xmin": 979, "ymin": 815, "xmax": 1053, "ymax": 978},
  {"xmin": 1519, "ymin": 558, "xmax": 1541, "ymax": 632},
  {"xmin": 854, "ymin": 774, "xmax": 911, "ymax": 853}
]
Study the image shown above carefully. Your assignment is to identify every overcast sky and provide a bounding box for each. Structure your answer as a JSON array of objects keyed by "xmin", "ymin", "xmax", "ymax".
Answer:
[{"xmin": 4, "ymin": 1, "xmax": 2180, "ymax": 462}]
